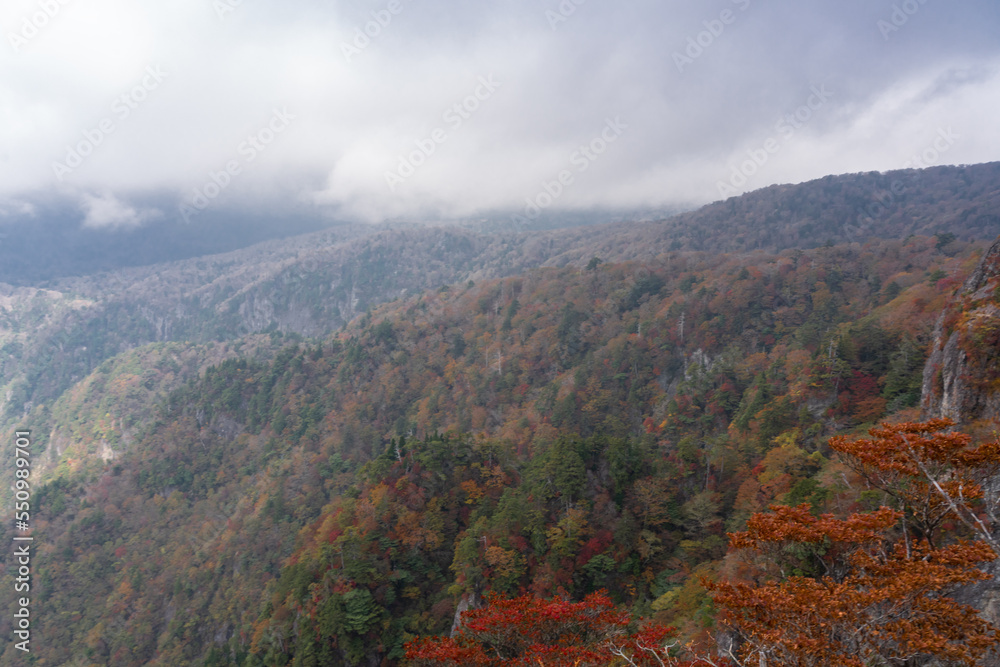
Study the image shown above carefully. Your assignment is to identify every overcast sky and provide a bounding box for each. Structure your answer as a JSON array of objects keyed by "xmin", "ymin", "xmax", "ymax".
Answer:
[{"xmin": 2, "ymin": 0, "xmax": 999, "ymax": 228}]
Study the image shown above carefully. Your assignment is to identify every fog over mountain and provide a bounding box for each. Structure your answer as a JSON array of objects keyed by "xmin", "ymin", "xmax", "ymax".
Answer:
[{"xmin": 1, "ymin": 0, "xmax": 999, "ymax": 249}]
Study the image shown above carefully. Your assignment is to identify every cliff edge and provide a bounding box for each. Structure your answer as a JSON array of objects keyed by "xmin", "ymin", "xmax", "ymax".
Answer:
[{"xmin": 922, "ymin": 235, "xmax": 1000, "ymax": 425}]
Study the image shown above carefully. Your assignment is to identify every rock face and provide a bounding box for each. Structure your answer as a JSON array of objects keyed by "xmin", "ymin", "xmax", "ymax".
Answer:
[
  {"xmin": 922, "ymin": 235, "xmax": 1000, "ymax": 425},
  {"xmin": 450, "ymin": 591, "xmax": 482, "ymax": 638},
  {"xmin": 921, "ymin": 235, "xmax": 1000, "ymax": 631}
]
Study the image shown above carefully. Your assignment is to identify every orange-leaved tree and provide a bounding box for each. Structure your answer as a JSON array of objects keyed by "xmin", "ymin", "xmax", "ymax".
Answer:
[
  {"xmin": 709, "ymin": 505, "xmax": 996, "ymax": 666},
  {"xmin": 404, "ymin": 591, "xmax": 725, "ymax": 667},
  {"xmin": 829, "ymin": 418, "xmax": 1000, "ymax": 552},
  {"xmin": 709, "ymin": 421, "xmax": 1000, "ymax": 666}
]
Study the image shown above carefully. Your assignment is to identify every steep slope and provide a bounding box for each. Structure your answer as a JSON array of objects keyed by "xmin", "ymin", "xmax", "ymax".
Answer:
[
  {"xmin": 8, "ymin": 162, "xmax": 998, "ymax": 435},
  {"xmin": 38, "ymin": 336, "xmax": 291, "ymax": 481},
  {"xmin": 0, "ymin": 236, "xmax": 978, "ymax": 666},
  {"xmin": 923, "ymin": 234, "xmax": 1000, "ymax": 428},
  {"xmin": 0, "ymin": 163, "xmax": 993, "ymax": 423},
  {"xmin": 919, "ymin": 234, "xmax": 1000, "ymax": 629},
  {"xmin": 0, "ymin": 163, "xmax": 998, "ymax": 664}
]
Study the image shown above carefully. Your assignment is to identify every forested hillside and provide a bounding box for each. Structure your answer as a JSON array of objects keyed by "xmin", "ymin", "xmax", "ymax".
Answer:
[
  {"xmin": 0, "ymin": 229, "xmax": 987, "ymax": 665},
  {"xmin": 647, "ymin": 162, "xmax": 1000, "ymax": 253},
  {"xmin": 1, "ymin": 162, "xmax": 997, "ymax": 454}
]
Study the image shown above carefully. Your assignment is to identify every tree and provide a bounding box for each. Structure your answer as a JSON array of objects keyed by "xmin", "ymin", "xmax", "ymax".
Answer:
[
  {"xmin": 935, "ymin": 232, "xmax": 957, "ymax": 251},
  {"xmin": 709, "ymin": 420, "xmax": 1000, "ymax": 666},
  {"xmin": 404, "ymin": 591, "xmax": 717, "ymax": 667},
  {"xmin": 830, "ymin": 419, "xmax": 1000, "ymax": 552},
  {"xmin": 710, "ymin": 505, "xmax": 997, "ymax": 666}
]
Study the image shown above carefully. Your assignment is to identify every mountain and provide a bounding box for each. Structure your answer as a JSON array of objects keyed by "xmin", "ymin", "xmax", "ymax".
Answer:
[
  {"xmin": 5, "ymin": 162, "xmax": 999, "ymax": 288},
  {"xmin": 0, "ymin": 163, "xmax": 999, "ymax": 666},
  {"xmin": 0, "ymin": 235, "xmax": 982, "ymax": 665},
  {"xmin": 0, "ymin": 197, "xmax": 351, "ymax": 286},
  {"xmin": 645, "ymin": 162, "xmax": 1000, "ymax": 253},
  {"xmin": 4, "ymin": 162, "xmax": 999, "ymax": 436}
]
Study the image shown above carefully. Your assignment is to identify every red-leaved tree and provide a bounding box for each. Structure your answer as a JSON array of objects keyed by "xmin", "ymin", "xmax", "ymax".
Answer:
[{"xmin": 404, "ymin": 591, "xmax": 723, "ymax": 666}]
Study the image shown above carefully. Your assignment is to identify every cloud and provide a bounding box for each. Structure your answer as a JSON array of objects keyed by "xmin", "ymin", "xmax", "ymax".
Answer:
[
  {"xmin": 81, "ymin": 193, "xmax": 157, "ymax": 229},
  {"xmin": 0, "ymin": 0, "xmax": 998, "ymax": 226}
]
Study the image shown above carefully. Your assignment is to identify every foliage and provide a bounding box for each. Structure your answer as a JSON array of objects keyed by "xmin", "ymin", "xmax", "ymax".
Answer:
[
  {"xmin": 830, "ymin": 419, "xmax": 1000, "ymax": 551},
  {"xmin": 710, "ymin": 421, "xmax": 1000, "ymax": 667},
  {"xmin": 404, "ymin": 591, "xmax": 715, "ymax": 667},
  {"xmin": 0, "ymin": 235, "xmax": 993, "ymax": 666}
]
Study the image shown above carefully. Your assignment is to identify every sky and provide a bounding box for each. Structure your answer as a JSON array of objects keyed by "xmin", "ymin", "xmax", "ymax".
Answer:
[{"xmin": 1, "ymin": 0, "xmax": 999, "ymax": 229}]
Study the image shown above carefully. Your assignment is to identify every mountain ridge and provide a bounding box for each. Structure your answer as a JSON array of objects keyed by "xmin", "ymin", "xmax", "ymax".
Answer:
[
  {"xmin": 2, "ymin": 162, "xmax": 997, "ymax": 459},
  {"xmin": 0, "ymin": 163, "xmax": 999, "ymax": 665}
]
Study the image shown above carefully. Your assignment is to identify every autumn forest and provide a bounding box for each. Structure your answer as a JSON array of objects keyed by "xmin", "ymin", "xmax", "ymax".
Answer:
[{"xmin": 2, "ymin": 165, "xmax": 1000, "ymax": 666}]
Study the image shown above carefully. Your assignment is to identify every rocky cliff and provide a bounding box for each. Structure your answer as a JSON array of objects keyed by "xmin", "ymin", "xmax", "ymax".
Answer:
[
  {"xmin": 921, "ymin": 234, "xmax": 1000, "ymax": 632},
  {"xmin": 922, "ymin": 235, "xmax": 1000, "ymax": 426}
]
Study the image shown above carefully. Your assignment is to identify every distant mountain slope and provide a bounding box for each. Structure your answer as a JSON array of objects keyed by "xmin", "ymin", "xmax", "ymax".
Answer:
[
  {"xmin": 0, "ymin": 198, "xmax": 360, "ymax": 286},
  {"xmin": 6, "ymin": 162, "xmax": 997, "ymax": 288},
  {"xmin": 536, "ymin": 162, "xmax": 1000, "ymax": 266},
  {"xmin": 673, "ymin": 163, "xmax": 1000, "ymax": 249},
  {"xmin": 2, "ymin": 163, "xmax": 997, "ymax": 439}
]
